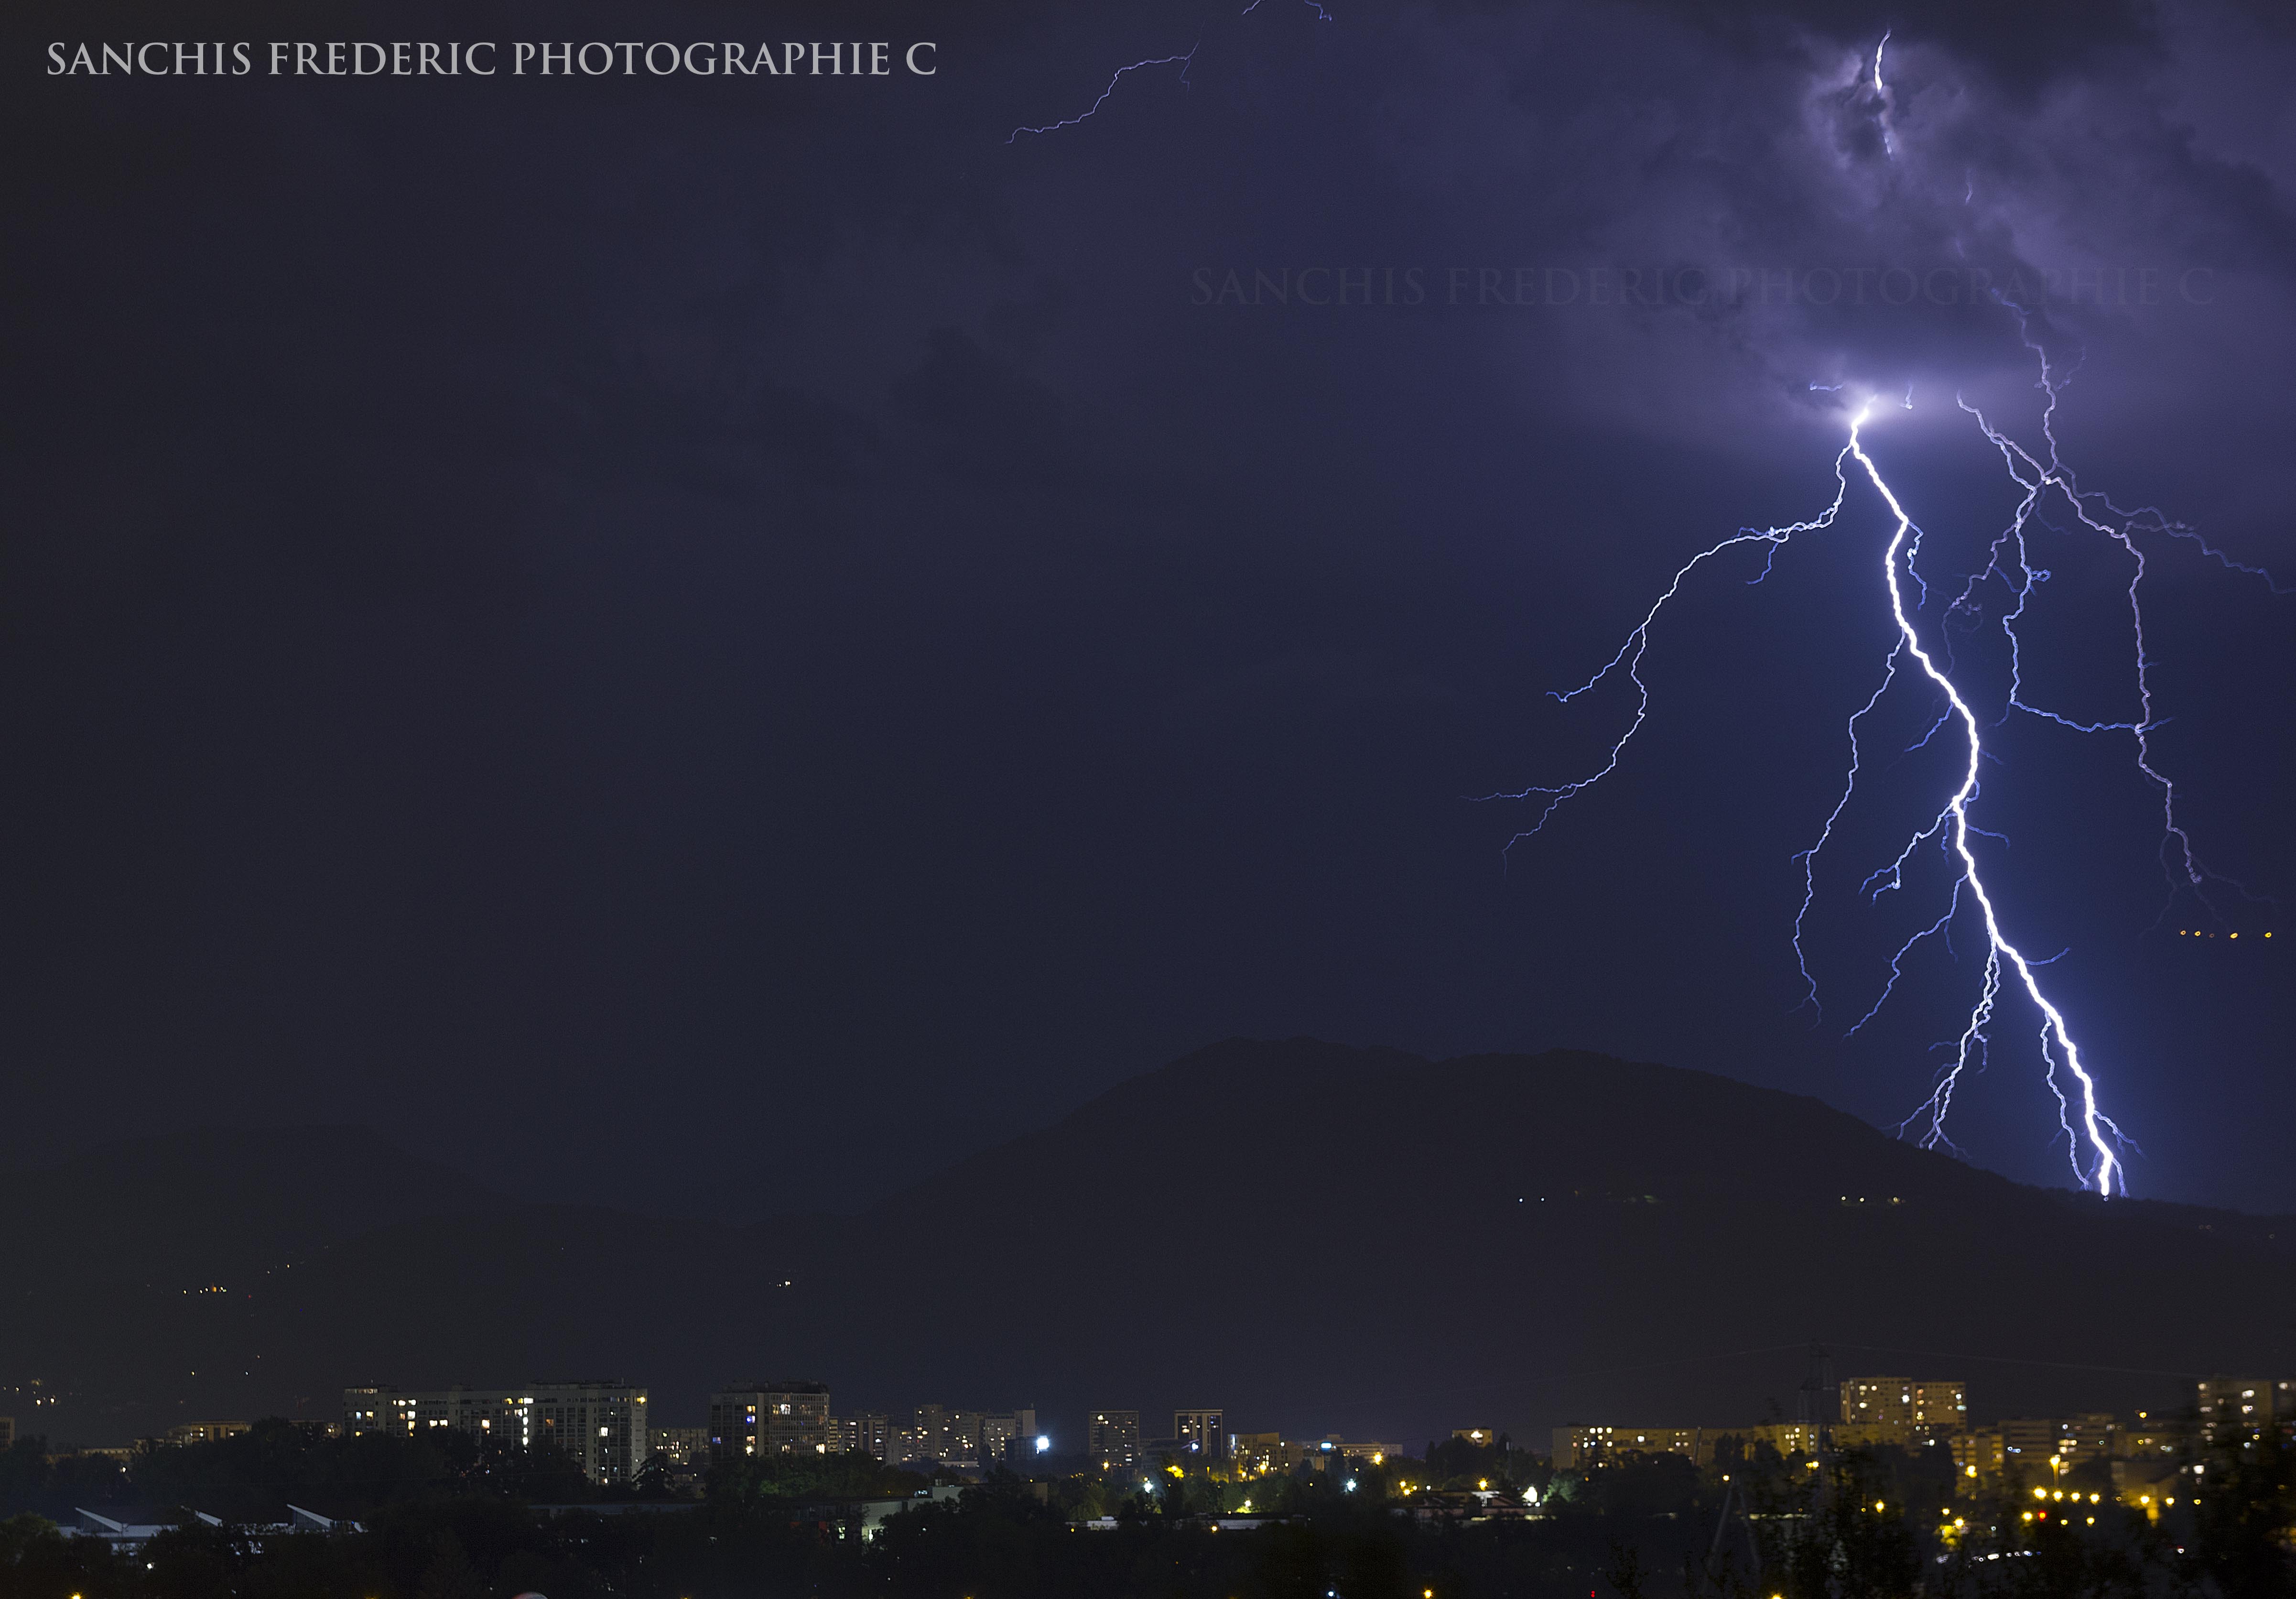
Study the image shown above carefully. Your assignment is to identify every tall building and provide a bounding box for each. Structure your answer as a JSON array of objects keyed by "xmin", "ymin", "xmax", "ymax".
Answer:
[
  {"xmin": 1451, "ymin": 1427, "xmax": 1498, "ymax": 1448},
  {"xmin": 1739, "ymin": 1422, "xmax": 1822, "ymax": 1459},
  {"xmin": 896, "ymin": 1404, "xmax": 951, "ymax": 1464},
  {"xmin": 1087, "ymin": 1410, "xmax": 1141, "ymax": 1470},
  {"xmin": 1552, "ymin": 1426, "xmax": 1706, "ymax": 1470},
  {"xmin": 2112, "ymin": 1417, "xmax": 2188, "ymax": 1506},
  {"xmin": 707, "ymin": 1382, "xmax": 831, "ymax": 1464},
  {"xmin": 2198, "ymin": 1378, "xmax": 2294, "ymax": 1430},
  {"xmin": 1997, "ymin": 1416, "xmax": 2058, "ymax": 1466},
  {"xmin": 949, "ymin": 1411, "xmax": 990, "ymax": 1465},
  {"xmin": 1841, "ymin": 1377, "xmax": 1911, "ymax": 1426},
  {"xmin": 342, "ymin": 1382, "xmax": 649, "ymax": 1483},
  {"xmin": 2061, "ymin": 1414, "xmax": 2119, "ymax": 1467},
  {"xmin": 1913, "ymin": 1381, "xmax": 1968, "ymax": 1429},
  {"xmin": 1994, "ymin": 1415, "xmax": 2116, "ymax": 1476},
  {"xmin": 1174, "ymin": 1408, "xmax": 1226, "ymax": 1460},
  {"xmin": 1840, "ymin": 1377, "xmax": 1966, "ymax": 1431},
  {"xmin": 0, "ymin": 1417, "xmax": 12, "ymax": 1451},
  {"xmin": 161, "ymin": 1421, "xmax": 250, "ymax": 1447},
  {"xmin": 830, "ymin": 1414, "xmax": 891, "ymax": 1460},
  {"xmin": 1233, "ymin": 1432, "xmax": 1288, "ymax": 1475},
  {"xmin": 1952, "ymin": 1414, "xmax": 2120, "ymax": 1487},
  {"xmin": 1951, "ymin": 1429, "xmax": 2004, "ymax": 1494},
  {"xmin": 980, "ymin": 1410, "xmax": 1037, "ymax": 1465},
  {"xmin": 2115, "ymin": 1419, "xmax": 2187, "ymax": 1466}
]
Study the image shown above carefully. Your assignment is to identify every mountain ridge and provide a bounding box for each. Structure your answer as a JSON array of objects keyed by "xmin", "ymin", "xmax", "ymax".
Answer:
[{"xmin": 4, "ymin": 1041, "xmax": 2288, "ymax": 1447}]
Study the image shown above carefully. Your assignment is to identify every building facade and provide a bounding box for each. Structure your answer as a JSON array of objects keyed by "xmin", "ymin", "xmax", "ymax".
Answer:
[
  {"xmin": 651, "ymin": 1426, "xmax": 709, "ymax": 1467},
  {"xmin": 1839, "ymin": 1376, "xmax": 1966, "ymax": 1431},
  {"xmin": 1173, "ymin": 1408, "xmax": 1226, "ymax": 1460},
  {"xmin": 2197, "ymin": 1378, "xmax": 2294, "ymax": 1431},
  {"xmin": 343, "ymin": 1383, "xmax": 649, "ymax": 1483},
  {"xmin": 1088, "ymin": 1410, "xmax": 1141, "ymax": 1470},
  {"xmin": 707, "ymin": 1382, "xmax": 831, "ymax": 1464},
  {"xmin": 160, "ymin": 1421, "xmax": 250, "ymax": 1447},
  {"xmin": 948, "ymin": 1411, "xmax": 989, "ymax": 1466},
  {"xmin": 1951, "ymin": 1429, "xmax": 2005, "ymax": 1494},
  {"xmin": 830, "ymin": 1413, "xmax": 892, "ymax": 1460},
  {"xmin": 1233, "ymin": 1431, "xmax": 1287, "ymax": 1476},
  {"xmin": 980, "ymin": 1410, "xmax": 1035, "ymax": 1465},
  {"xmin": 2059, "ymin": 1413, "xmax": 2119, "ymax": 1467},
  {"xmin": 1998, "ymin": 1416, "xmax": 2075, "ymax": 1476},
  {"xmin": 1552, "ymin": 1426, "xmax": 1706, "ymax": 1470},
  {"xmin": 895, "ymin": 1404, "xmax": 951, "ymax": 1464},
  {"xmin": 649, "ymin": 1426, "xmax": 709, "ymax": 1489}
]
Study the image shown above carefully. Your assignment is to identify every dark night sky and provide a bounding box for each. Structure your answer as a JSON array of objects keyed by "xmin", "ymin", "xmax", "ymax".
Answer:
[{"xmin": 3, "ymin": 0, "xmax": 2291, "ymax": 1214}]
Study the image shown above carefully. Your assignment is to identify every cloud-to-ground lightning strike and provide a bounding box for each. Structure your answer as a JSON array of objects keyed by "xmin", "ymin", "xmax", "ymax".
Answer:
[
  {"xmin": 1492, "ymin": 344, "xmax": 2281, "ymax": 1198},
  {"xmin": 1007, "ymin": 46, "xmax": 1198, "ymax": 143},
  {"xmin": 1489, "ymin": 33, "xmax": 2286, "ymax": 1200},
  {"xmin": 1844, "ymin": 402, "xmax": 2128, "ymax": 1197}
]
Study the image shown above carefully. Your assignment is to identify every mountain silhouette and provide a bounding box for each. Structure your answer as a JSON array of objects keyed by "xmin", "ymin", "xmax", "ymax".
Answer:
[{"xmin": 6, "ymin": 1041, "xmax": 2289, "ymax": 1448}]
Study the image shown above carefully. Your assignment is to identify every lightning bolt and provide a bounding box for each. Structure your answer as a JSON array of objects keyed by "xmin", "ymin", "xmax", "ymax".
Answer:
[
  {"xmin": 1870, "ymin": 29, "xmax": 1896, "ymax": 157},
  {"xmin": 1946, "ymin": 315, "xmax": 2287, "ymax": 930},
  {"xmin": 1846, "ymin": 400, "xmax": 2127, "ymax": 1196},
  {"xmin": 1018, "ymin": 0, "xmax": 1325, "ymax": 148},
  {"xmin": 1007, "ymin": 46, "xmax": 1199, "ymax": 144},
  {"xmin": 1496, "ymin": 336, "xmax": 2281, "ymax": 1197},
  {"xmin": 1481, "ymin": 457, "xmax": 1856, "ymax": 844}
]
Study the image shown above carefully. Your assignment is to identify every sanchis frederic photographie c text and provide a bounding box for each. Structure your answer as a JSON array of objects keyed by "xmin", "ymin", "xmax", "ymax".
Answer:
[{"xmin": 46, "ymin": 41, "xmax": 939, "ymax": 78}]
